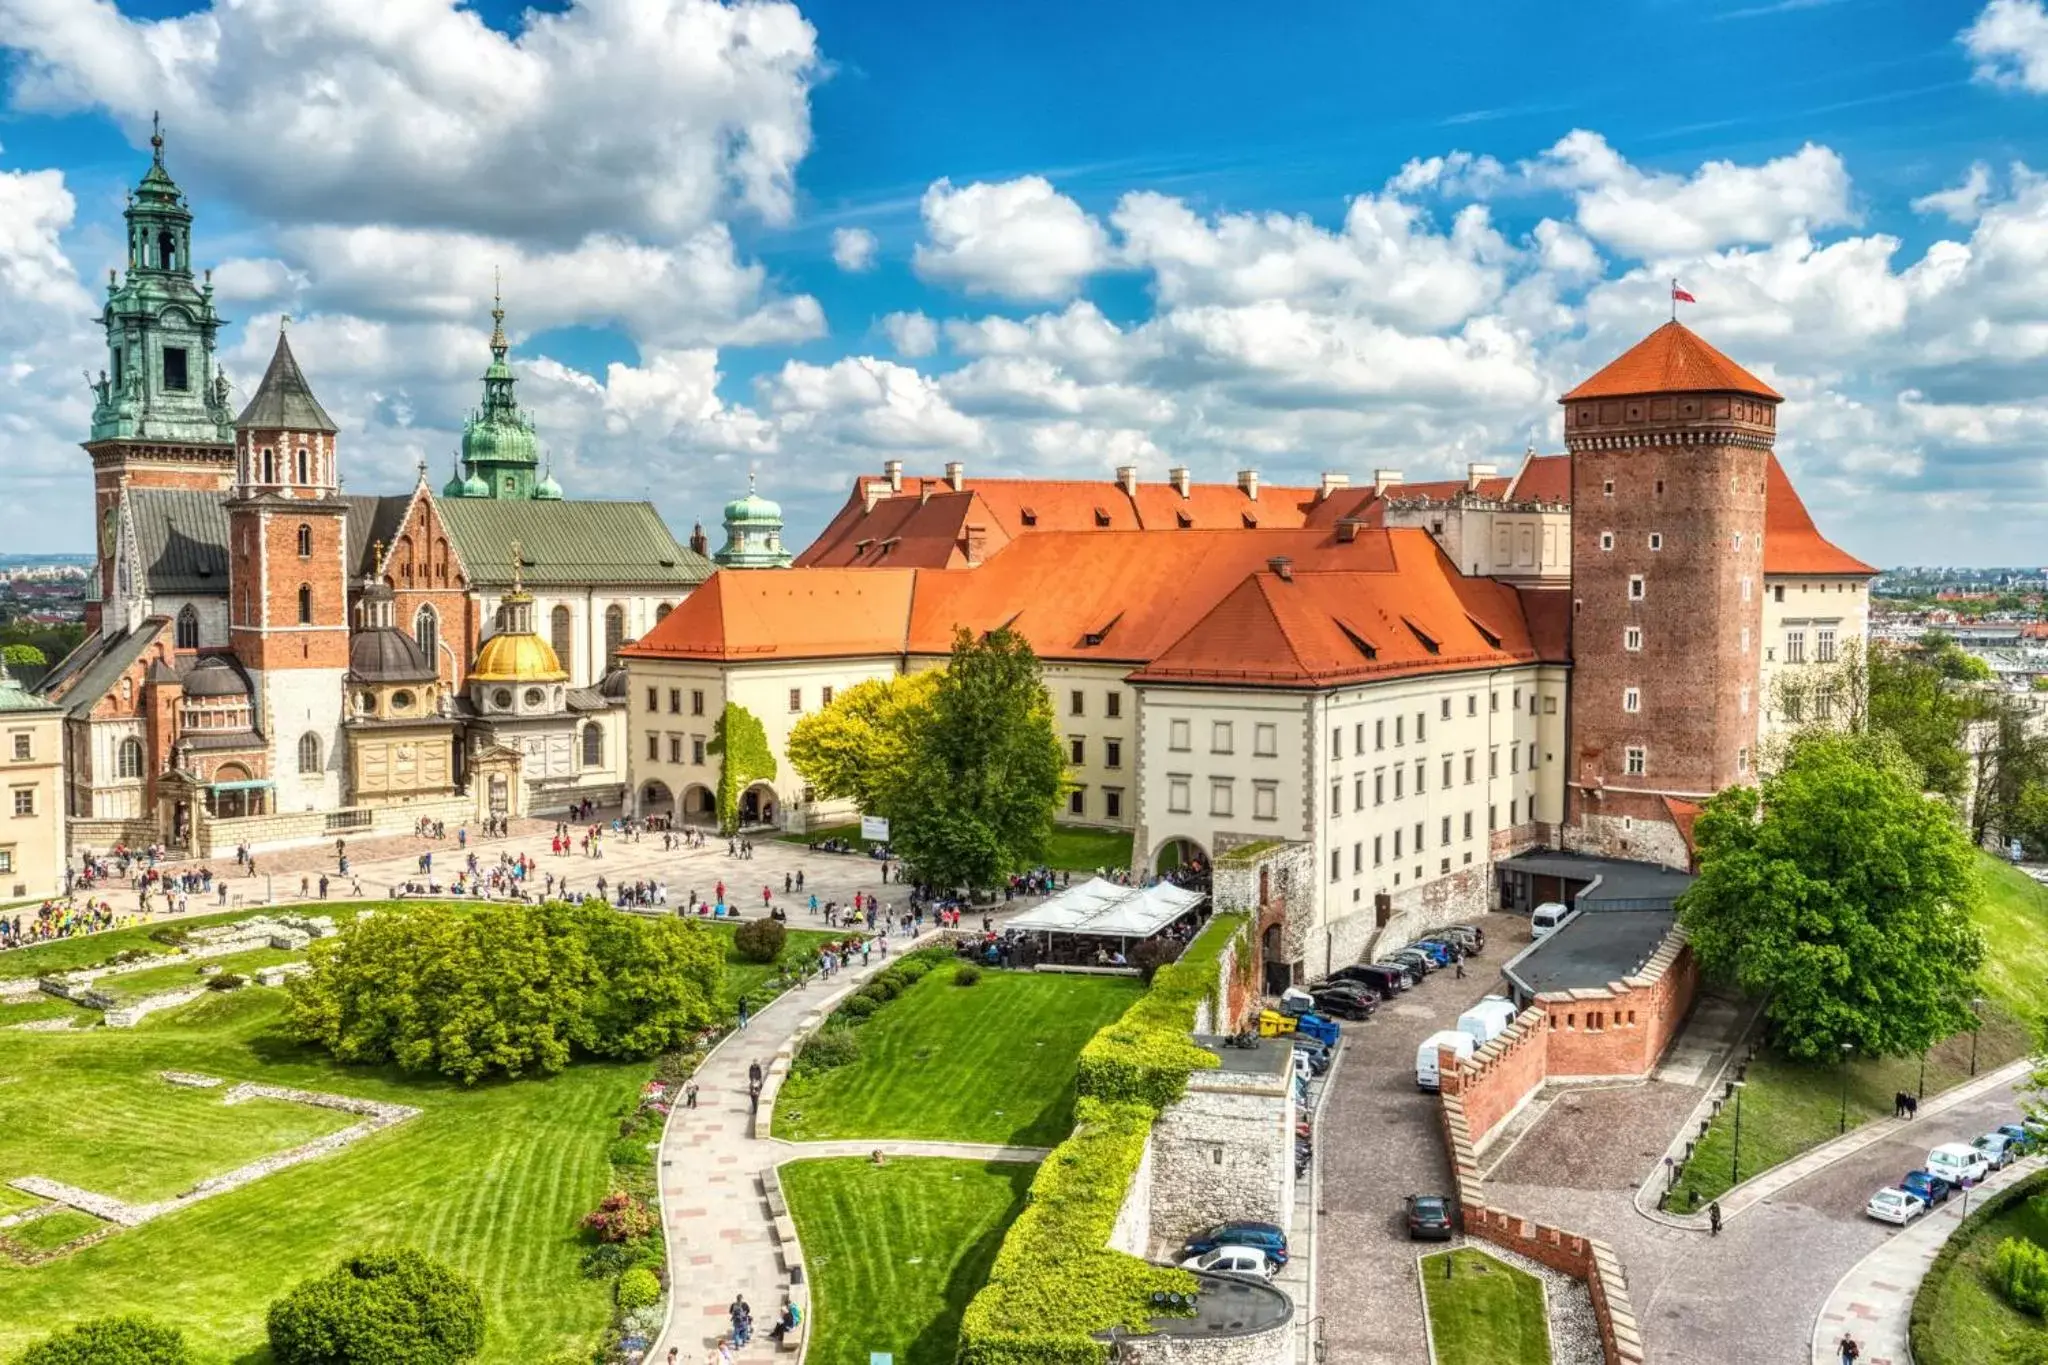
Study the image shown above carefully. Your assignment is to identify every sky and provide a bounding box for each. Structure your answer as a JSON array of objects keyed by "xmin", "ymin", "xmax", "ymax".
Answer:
[{"xmin": 2, "ymin": 1, "xmax": 2048, "ymax": 565}]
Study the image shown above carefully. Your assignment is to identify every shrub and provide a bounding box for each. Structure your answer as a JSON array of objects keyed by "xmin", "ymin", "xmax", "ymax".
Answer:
[
  {"xmin": 18, "ymin": 1315, "xmax": 193, "ymax": 1365},
  {"xmin": 840, "ymin": 995, "xmax": 880, "ymax": 1021},
  {"xmin": 267, "ymin": 1248, "xmax": 484, "ymax": 1365},
  {"xmin": 1075, "ymin": 915, "xmax": 1239, "ymax": 1109},
  {"xmin": 894, "ymin": 959, "xmax": 933, "ymax": 984},
  {"xmin": 954, "ymin": 963, "xmax": 982, "ymax": 987},
  {"xmin": 606, "ymin": 1137, "xmax": 654, "ymax": 1170},
  {"xmin": 148, "ymin": 927, "xmax": 190, "ymax": 947},
  {"xmin": 793, "ymin": 1023, "xmax": 861, "ymax": 1076},
  {"xmin": 206, "ymin": 973, "xmax": 246, "ymax": 992},
  {"xmin": 1996, "ymin": 1236, "xmax": 2048, "ymax": 1315},
  {"xmin": 616, "ymin": 1267, "xmax": 663, "ymax": 1311},
  {"xmin": 733, "ymin": 917, "xmax": 787, "ymax": 964},
  {"xmin": 581, "ymin": 1191, "xmax": 657, "ymax": 1245},
  {"xmin": 869, "ymin": 976, "xmax": 903, "ymax": 1001}
]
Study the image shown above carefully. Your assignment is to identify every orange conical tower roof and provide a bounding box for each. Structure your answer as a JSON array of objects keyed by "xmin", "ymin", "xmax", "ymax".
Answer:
[{"xmin": 1562, "ymin": 320, "xmax": 1781, "ymax": 403}]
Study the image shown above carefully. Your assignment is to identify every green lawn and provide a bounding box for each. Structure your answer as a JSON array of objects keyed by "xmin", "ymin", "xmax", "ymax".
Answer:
[
  {"xmin": 95, "ymin": 947, "xmax": 303, "ymax": 1003},
  {"xmin": 1420, "ymin": 1249, "xmax": 1552, "ymax": 1365},
  {"xmin": 1913, "ymin": 1178, "xmax": 2048, "ymax": 1365},
  {"xmin": 0, "ymin": 903, "xmax": 834, "ymax": 1362},
  {"xmin": 772, "ymin": 969, "xmax": 1142, "ymax": 1146},
  {"xmin": 781, "ymin": 1158, "xmax": 1034, "ymax": 1365},
  {"xmin": 5, "ymin": 1209, "xmax": 106, "ymax": 1256},
  {"xmin": 0, "ymin": 996, "xmax": 93, "ymax": 1028},
  {"xmin": 776, "ymin": 823, "xmax": 1133, "ymax": 872},
  {"xmin": 1670, "ymin": 851, "xmax": 2044, "ymax": 1207},
  {"xmin": 716, "ymin": 924, "xmax": 843, "ymax": 1009}
]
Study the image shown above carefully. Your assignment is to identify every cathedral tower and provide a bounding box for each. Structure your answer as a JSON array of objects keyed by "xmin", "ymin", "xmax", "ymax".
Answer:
[
  {"xmin": 1563, "ymin": 321, "xmax": 1778, "ymax": 867},
  {"xmin": 443, "ymin": 285, "xmax": 548, "ymax": 500},
  {"xmin": 84, "ymin": 118, "xmax": 239, "ymax": 625},
  {"xmin": 225, "ymin": 327, "xmax": 349, "ymax": 809}
]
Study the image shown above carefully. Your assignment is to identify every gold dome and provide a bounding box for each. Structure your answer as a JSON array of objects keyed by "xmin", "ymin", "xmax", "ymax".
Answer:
[{"xmin": 470, "ymin": 631, "xmax": 568, "ymax": 683}]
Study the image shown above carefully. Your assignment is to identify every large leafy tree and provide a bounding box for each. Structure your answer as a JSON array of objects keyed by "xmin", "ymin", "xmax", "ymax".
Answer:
[
  {"xmin": 1867, "ymin": 635, "xmax": 1981, "ymax": 798},
  {"xmin": 881, "ymin": 628, "xmax": 1066, "ymax": 891},
  {"xmin": 786, "ymin": 672, "xmax": 940, "ymax": 816},
  {"xmin": 286, "ymin": 902, "xmax": 723, "ymax": 1083},
  {"xmin": 1678, "ymin": 732, "xmax": 1985, "ymax": 1062}
]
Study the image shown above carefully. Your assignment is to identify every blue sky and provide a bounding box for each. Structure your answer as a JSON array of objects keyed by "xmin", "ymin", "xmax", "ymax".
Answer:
[{"xmin": 2, "ymin": 0, "xmax": 2047, "ymax": 563}]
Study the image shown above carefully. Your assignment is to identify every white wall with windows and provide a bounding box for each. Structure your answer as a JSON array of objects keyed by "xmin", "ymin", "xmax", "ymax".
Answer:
[{"xmin": 1758, "ymin": 575, "xmax": 1870, "ymax": 757}]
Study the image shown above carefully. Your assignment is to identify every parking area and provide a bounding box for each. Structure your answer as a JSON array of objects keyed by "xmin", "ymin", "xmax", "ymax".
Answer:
[{"xmin": 1314, "ymin": 912, "xmax": 1531, "ymax": 1365}]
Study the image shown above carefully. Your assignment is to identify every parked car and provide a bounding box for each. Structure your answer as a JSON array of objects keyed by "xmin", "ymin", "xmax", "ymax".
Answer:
[
  {"xmin": 1926, "ymin": 1142, "xmax": 1992, "ymax": 1187},
  {"xmin": 1310, "ymin": 985, "xmax": 1377, "ymax": 1021},
  {"xmin": 1997, "ymin": 1123, "xmax": 2040, "ymax": 1156},
  {"xmin": 1865, "ymin": 1186, "xmax": 1927, "ymax": 1226},
  {"xmin": 1975, "ymin": 1131, "xmax": 2022, "ymax": 1170},
  {"xmin": 1385, "ymin": 949, "xmax": 1436, "ymax": 976},
  {"xmin": 1531, "ymin": 902, "xmax": 1569, "ymax": 938},
  {"xmin": 1415, "ymin": 936, "xmax": 1466, "ymax": 961},
  {"xmin": 1405, "ymin": 1193, "xmax": 1457, "ymax": 1240},
  {"xmin": 1441, "ymin": 924, "xmax": 1486, "ymax": 954},
  {"xmin": 1416, "ymin": 1030, "xmax": 1475, "ymax": 1091},
  {"xmin": 1293, "ymin": 1044, "xmax": 1330, "ymax": 1076},
  {"xmin": 1374, "ymin": 959, "xmax": 1424, "ymax": 985},
  {"xmin": 1901, "ymin": 1169, "xmax": 1953, "ymax": 1208},
  {"xmin": 1180, "ymin": 1246, "xmax": 1280, "ymax": 1280},
  {"xmin": 1457, "ymin": 997, "xmax": 1520, "ymax": 1047},
  {"xmin": 1349, "ymin": 964, "xmax": 1410, "ymax": 995},
  {"xmin": 1405, "ymin": 940, "xmax": 1455, "ymax": 966},
  {"xmin": 1179, "ymin": 1221, "xmax": 1288, "ymax": 1265}
]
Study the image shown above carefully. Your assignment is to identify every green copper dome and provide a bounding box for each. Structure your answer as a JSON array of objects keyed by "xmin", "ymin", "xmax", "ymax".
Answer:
[
  {"xmin": 534, "ymin": 465, "xmax": 564, "ymax": 501},
  {"xmin": 455, "ymin": 282, "xmax": 547, "ymax": 499},
  {"xmin": 723, "ymin": 488, "xmax": 782, "ymax": 524},
  {"xmin": 443, "ymin": 457, "xmax": 489, "ymax": 499},
  {"xmin": 714, "ymin": 471, "xmax": 792, "ymax": 569}
]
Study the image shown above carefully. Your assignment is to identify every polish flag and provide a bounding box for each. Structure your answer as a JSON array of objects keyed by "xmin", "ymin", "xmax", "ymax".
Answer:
[{"xmin": 1671, "ymin": 283, "xmax": 1697, "ymax": 304}]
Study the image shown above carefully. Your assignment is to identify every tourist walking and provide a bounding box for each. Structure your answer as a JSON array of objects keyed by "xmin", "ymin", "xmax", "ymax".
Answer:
[{"xmin": 1708, "ymin": 1200, "xmax": 1722, "ymax": 1236}]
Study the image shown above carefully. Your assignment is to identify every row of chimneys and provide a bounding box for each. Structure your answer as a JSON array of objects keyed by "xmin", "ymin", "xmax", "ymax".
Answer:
[{"xmin": 875, "ymin": 458, "xmax": 1501, "ymax": 500}]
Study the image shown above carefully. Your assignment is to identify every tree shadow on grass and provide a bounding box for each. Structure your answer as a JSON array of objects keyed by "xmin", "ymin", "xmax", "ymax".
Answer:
[{"xmin": 901, "ymin": 1162, "xmax": 1035, "ymax": 1365}]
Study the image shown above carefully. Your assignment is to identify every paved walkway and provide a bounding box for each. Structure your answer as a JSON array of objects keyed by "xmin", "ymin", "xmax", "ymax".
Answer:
[
  {"xmin": 1639, "ymin": 1057, "xmax": 2033, "ymax": 1230},
  {"xmin": 1810, "ymin": 1155, "xmax": 2045, "ymax": 1365}
]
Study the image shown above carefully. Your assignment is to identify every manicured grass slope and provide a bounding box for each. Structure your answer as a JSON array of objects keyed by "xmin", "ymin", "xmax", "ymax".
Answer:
[
  {"xmin": 1671, "ymin": 851, "xmax": 2043, "ymax": 1207},
  {"xmin": 781, "ymin": 1158, "xmax": 1034, "ymax": 1365},
  {"xmin": 1420, "ymin": 1249, "xmax": 1552, "ymax": 1365},
  {"xmin": 772, "ymin": 969, "xmax": 1143, "ymax": 1146},
  {"xmin": 777, "ymin": 823, "xmax": 1133, "ymax": 872},
  {"xmin": 1914, "ymin": 1183, "xmax": 2048, "ymax": 1365},
  {"xmin": 7, "ymin": 1209, "xmax": 105, "ymax": 1254}
]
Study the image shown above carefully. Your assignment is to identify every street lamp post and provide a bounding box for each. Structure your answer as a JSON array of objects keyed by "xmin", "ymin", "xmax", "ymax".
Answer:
[
  {"xmin": 1838, "ymin": 1043, "xmax": 1854, "ymax": 1136},
  {"xmin": 1729, "ymin": 1080, "xmax": 1747, "ymax": 1188}
]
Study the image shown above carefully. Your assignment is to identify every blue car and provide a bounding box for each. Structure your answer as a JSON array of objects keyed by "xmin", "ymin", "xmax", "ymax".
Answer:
[
  {"xmin": 1405, "ymin": 940, "xmax": 1453, "ymax": 966},
  {"xmin": 1179, "ymin": 1220, "xmax": 1289, "ymax": 1266},
  {"xmin": 1901, "ymin": 1169, "xmax": 1953, "ymax": 1208},
  {"xmin": 1998, "ymin": 1123, "xmax": 2041, "ymax": 1156}
]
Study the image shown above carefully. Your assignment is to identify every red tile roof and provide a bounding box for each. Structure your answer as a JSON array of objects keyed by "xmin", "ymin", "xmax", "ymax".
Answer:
[
  {"xmin": 1562, "ymin": 321, "xmax": 1782, "ymax": 402},
  {"xmin": 1506, "ymin": 454, "xmax": 1571, "ymax": 504},
  {"xmin": 1516, "ymin": 586, "xmax": 1572, "ymax": 663},
  {"xmin": 621, "ymin": 568, "xmax": 917, "ymax": 661},
  {"xmin": 1763, "ymin": 454, "xmax": 1875, "ymax": 576}
]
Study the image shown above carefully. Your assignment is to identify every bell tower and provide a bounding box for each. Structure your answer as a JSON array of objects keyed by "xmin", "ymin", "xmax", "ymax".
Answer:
[
  {"xmin": 83, "ymin": 116, "xmax": 239, "ymax": 626},
  {"xmin": 225, "ymin": 325, "xmax": 350, "ymax": 810},
  {"xmin": 1563, "ymin": 321, "xmax": 1778, "ymax": 868}
]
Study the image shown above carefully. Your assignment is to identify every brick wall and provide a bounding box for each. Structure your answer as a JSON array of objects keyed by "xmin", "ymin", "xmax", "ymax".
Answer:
[
  {"xmin": 1438, "ymin": 1007, "xmax": 1549, "ymax": 1144},
  {"xmin": 1536, "ymin": 931, "xmax": 1698, "ymax": 1080}
]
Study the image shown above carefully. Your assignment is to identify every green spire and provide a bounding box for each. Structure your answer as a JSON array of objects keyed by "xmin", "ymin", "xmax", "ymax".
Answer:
[
  {"xmin": 715, "ymin": 470, "xmax": 792, "ymax": 568},
  {"xmin": 90, "ymin": 113, "xmax": 234, "ymax": 445},
  {"xmin": 458, "ymin": 274, "xmax": 545, "ymax": 499}
]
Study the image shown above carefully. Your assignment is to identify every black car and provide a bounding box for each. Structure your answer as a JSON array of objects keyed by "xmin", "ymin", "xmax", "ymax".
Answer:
[
  {"xmin": 1309, "ymin": 986, "xmax": 1377, "ymax": 1020},
  {"xmin": 1180, "ymin": 1220, "xmax": 1289, "ymax": 1265},
  {"xmin": 1325, "ymin": 963, "xmax": 1407, "ymax": 996},
  {"xmin": 1405, "ymin": 1193, "xmax": 1456, "ymax": 1241}
]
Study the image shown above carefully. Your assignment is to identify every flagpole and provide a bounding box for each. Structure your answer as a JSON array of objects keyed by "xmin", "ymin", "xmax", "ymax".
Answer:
[{"xmin": 1670, "ymin": 277, "xmax": 1677, "ymax": 323}]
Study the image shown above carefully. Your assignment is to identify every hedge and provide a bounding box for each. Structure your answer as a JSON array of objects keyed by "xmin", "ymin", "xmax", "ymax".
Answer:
[
  {"xmin": 958, "ymin": 914, "xmax": 1248, "ymax": 1365},
  {"xmin": 1910, "ymin": 1166, "xmax": 2048, "ymax": 1362}
]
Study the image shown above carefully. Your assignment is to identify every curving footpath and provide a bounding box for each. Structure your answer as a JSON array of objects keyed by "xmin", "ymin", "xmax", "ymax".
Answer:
[{"xmin": 1810, "ymin": 1154, "xmax": 2045, "ymax": 1365}]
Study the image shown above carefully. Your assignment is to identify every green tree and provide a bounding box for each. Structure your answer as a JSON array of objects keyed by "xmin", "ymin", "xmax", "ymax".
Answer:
[
  {"xmin": 18, "ymin": 1316, "xmax": 192, "ymax": 1365},
  {"xmin": 1678, "ymin": 732, "xmax": 1985, "ymax": 1062},
  {"xmin": 1867, "ymin": 639, "xmax": 1977, "ymax": 798},
  {"xmin": 786, "ymin": 672, "xmax": 939, "ymax": 816},
  {"xmin": 1, "ymin": 642, "xmax": 46, "ymax": 670},
  {"xmin": 1970, "ymin": 693, "xmax": 2048, "ymax": 847},
  {"xmin": 267, "ymin": 1248, "xmax": 484, "ymax": 1365},
  {"xmin": 707, "ymin": 701, "xmax": 776, "ymax": 834},
  {"xmin": 882, "ymin": 627, "xmax": 1066, "ymax": 891}
]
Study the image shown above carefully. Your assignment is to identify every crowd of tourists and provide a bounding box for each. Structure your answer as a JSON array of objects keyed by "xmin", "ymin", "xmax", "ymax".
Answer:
[{"xmin": 0, "ymin": 898, "xmax": 129, "ymax": 950}]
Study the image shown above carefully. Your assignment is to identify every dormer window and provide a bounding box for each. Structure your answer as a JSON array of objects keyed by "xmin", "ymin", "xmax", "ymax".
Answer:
[
  {"xmin": 1093, "ymin": 507, "xmax": 1111, "ymax": 528},
  {"xmin": 1020, "ymin": 507, "xmax": 1038, "ymax": 526}
]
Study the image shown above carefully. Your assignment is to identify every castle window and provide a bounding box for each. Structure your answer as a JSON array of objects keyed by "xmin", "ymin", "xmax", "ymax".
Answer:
[
  {"xmin": 391, "ymin": 690, "xmax": 415, "ymax": 712},
  {"xmin": 261, "ymin": 448, "xmax": 276, "ymax": 483},
  {"xmin": 524, "ymin": 688, "xmax": 545, "ymax": 709},
  {"xmin": 1784, "ymin": 629, "xmax": 1806, "ymax": 664},
  {"xmin": 1599, "ymin": 531, "xmax": 1613, "ymax": 552},
  {"xmin": 117, "ymin": 738, "xmax": 143, "ymax": 780},
  {"xmin": 162, "ymin": 347, "xmax": 189, "ymax": 392},
  {"xmin": 296, "ymin": 523, "xmax": 312, "ymax": 558},
  {"xmin": 1625, "ymin": 746, "xmax": 1646, "ymax": 776},
  {"xmin": 1737, "ymin": 746, "xmax": 1751, "ymax": 774},
  {"xmin": 175, "ymin": 605, "xmax": 199, "ymax": 649},
  {"xmin": 1774, "ymin": 584, "xmax": 1786, "ymax": 603},
  {"xmin": 582, "ymin": 722, "xmax": 603, "ymax": 769},
  {"xmin": 551, "ymin": 605, "xmax": 573, "ymax": 671},
  {"xmin": 656, "ymin": 602, "xmax": 674, "ymax": 623},
  {"xmin": 296, "ymin": 584, "xmax": 313, "ymax": 624},
  {"xmin": 297, "ymin": 733, "xmax": 322, "ymax": 774},
  {"xmin": 295, "ymin": 449, "xmax": 309, "ymax": 483},
  {"xmin": 1648, "ymin": 533, "xmax": 1662, "ymax": 551},
  {"xmin": 414, "ymin": 606, "xmax": 439, "ymax": 661},
  {"xmin": 1817, "ymin": 627, "xmax": 1838, "ymax": 663},
  {"xmin": 158, "ymin": 229, "xmax": 177, "ymax": 272},
  {"xmin": 604, "ymin": 605, "xmax": 625, "ymax": 668},
  {"xmin": 1624, "ymin": 626, "xmax": 1643, "ymax": 651},
  {"xmin": 1624, "ymin": 687, "xmax": 1640, "ymax": 713},
  {"xmin": 1628, "ymin": 575, "xmax": 1645, "ymax": 601},
  {"xmin": 1603, "ymin": 479, "xmax": 1615, "ymax": 497}
]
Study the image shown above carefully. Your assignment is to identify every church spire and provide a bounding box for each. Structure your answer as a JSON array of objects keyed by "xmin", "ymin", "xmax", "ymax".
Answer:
[{"xmin": 459, "ymin": 281, "xmax": 544, "ymax": 499}]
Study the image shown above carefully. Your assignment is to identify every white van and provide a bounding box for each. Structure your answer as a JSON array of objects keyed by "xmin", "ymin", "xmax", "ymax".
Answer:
[
  {"xmin": 1457, "ymin": 997, "xmax": 1519, "ymax": 1048},
  {"xmin": 1416, "ymin": 1029, "xmax": 1476, "ymax": 1092},
  {"xmin": 1531, "ymin": 902, "xmax": 1570, "ymax": 939}
]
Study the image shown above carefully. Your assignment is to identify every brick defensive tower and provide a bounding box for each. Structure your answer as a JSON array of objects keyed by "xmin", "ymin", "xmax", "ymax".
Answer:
[{"xmin": 1563, "ymin": 322, "xmax": 1780, "ymax": 867}]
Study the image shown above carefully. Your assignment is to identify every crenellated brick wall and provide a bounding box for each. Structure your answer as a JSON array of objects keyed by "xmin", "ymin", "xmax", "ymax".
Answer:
[
  {"xmin": 1535, "ymin": 929, "xmax": 1698, "ymax": 1080},
  {"xmin": 1437, "ymin": 1006, "xmax": 1549, "ymax": 1144}
]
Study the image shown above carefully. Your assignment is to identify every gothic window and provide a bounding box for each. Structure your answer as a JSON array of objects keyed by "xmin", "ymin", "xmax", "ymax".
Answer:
[
  {"xmin": 414, "ymin": 606, "xmax": 439, "ymax": 662},
  {"xmin": 582, "ymin": 722, "xmax": 603, "ymax": 769},
  {"xmin": 116, "ymin": 738, "xmax": 143, "ymax": 780},
  {"xmin": 175, "ymin": 605, "xmax": 199, "ymax": 649},
  {"xmin": 297, "ymin": 584, "xmax": 313, "ymax": 624},
  {"xmin": 261, "ymin": 448, "xmax": 276, "ymax": 484},
  {"xmin": 158, "ymin": 229, "xmax": 176, "ymax": 272},
  {"xmin": 604, "ymin": 605, "xmax": 624, "ymax": 667},
  {"xmin": 550, "ymin": 605, "xmax": 573, "ymax": 672},
  {"xmin": 297, "ymin": 732, "xmax": 322, "ymax": 774},
  {"xmin": 294, "ymin": 448, "xmax": 309, "ymax": 483},
  {"xmin": 296, "ymin": 524, "xmax": 312, "ymax": 558},
  {"xmin": 162, "ymin": 347, "xmax": 189, "ymax": 392}
]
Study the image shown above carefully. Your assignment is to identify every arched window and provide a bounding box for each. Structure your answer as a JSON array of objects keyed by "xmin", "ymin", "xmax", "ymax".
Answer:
[
  {"xmin": 604, "ymin": 605, "xmax": 625, "ymax": 668},
  {"xmin": 294, "ymin": 448, "xmax": 309, "ymax": 484},
  {"xmin": 582, "ymin": 721, "xmax": 603, "ymax": 769},
  {"xmin": 296, "ymin": 584, "xmax": 313, "ymax": 624},
  {"xmin": 297, "ymin": 732, "xmax": 321, "ymax": 774},
  {"xmin": 158, "ymin": 229, "xmax": 175, "ymax": 272},
  {"xmin": 655, "ymin": 602, "xmax": 674, "ymax": 623},
  {"xmin": 296, "ymin": 523, "xmax": 312, "ymax": 558},
  {"xmin": 175, "ymin": 604, "xmax": 199, "ymax": 649},
  {"xmin": 261, "ymin": 448, "xmax": 275, "ymax": 483},
  {"xmin": 117, "ymin": 738, "xmax": 144, "ymax": 780},
  {"xmin": 414, "ymin": 605, "xmax": 439, "ymax": 662},
  {"xmin": 550, "ymin": 605, "xmax": 573, "ymax": 672}
]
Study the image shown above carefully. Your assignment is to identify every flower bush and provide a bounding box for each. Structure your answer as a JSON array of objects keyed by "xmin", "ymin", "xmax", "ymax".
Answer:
[{"xmin": 581, "ymin": 1191, "xmax": 657, "ymax": 1245}]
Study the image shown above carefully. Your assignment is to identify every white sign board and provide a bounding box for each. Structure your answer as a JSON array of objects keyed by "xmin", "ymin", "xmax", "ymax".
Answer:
[{"xmin": 860, "ymin": 815, "xmax": 891, "ymax": 842}]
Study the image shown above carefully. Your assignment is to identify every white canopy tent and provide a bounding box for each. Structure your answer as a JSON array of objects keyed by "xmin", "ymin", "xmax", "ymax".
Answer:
[{"xmin": 1005, "ymin": 878, "xmax": 1206, "ymax": 940}]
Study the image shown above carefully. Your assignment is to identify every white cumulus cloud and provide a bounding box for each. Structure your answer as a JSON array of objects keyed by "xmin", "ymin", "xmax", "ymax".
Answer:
[
  {"xmin": 913, "ymin": 176, "xmax": 1110, "ymax": 302},
  {"xmin": 831, "ymin": 226, "xmax": 878, "ymax": 272},
  {"xmin": 1965, "ymin": 0, "xmax": 2048, "ymax": 91}
]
